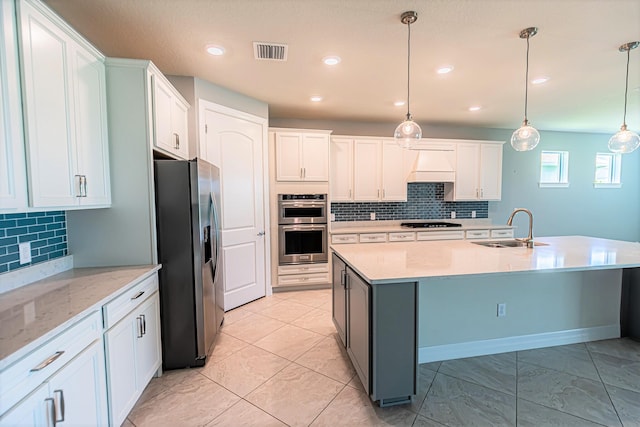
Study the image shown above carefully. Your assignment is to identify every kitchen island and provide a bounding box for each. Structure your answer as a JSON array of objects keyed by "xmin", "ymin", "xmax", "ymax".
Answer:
[{"xmin": 331, "ymin": 236, "xmax": 640, "ymax": 406}]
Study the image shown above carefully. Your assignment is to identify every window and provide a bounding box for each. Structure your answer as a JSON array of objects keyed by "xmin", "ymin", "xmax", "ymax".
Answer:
[
  {"xmin": 594, "ymin": 153, "xmax": 621, "ymax": 188},
  {"xmin": 539, "ymin": 151, "xmax": 569, "ymax": 187}
]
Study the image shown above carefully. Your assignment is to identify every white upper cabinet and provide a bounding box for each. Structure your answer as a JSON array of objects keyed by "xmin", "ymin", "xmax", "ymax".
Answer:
[
  {"xmin": 444, "ymin": 141, "xmax": 504, "ymax": 201},
  {"xmin": 151, "ymin": 73, "xmax": 189, "ymax": 159},
  {"xmin": 274, "ymin": 129, "xmax": 330, "ymax": 181},
  {"xmin": 330, "ymin": 137, "xmax": 354, "ymax": 201},
  {"xmin": 380, "ymin": 141, "xmax": 407, "ymax": 201},
  {"xmin": 353, "ymin": 139, "xmax": 381, "ymax": 201},
  {"xmin": 0, "ymin": 0, "xmax": 27, "ymax": 212},
  {"xmin": 17, "ymin": 0, "xmax": 110, "ymax": 209}
]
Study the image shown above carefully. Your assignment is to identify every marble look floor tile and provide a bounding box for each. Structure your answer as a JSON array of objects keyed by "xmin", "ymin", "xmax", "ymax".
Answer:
[
  {"xmin": 221, "ymin": 306, "xmax": 252, "ymax": 325},
  {"xmin": 201, "ymin": 345, "xmax": 290, "ymax": 397},
  {"xmin": 606, "ymin": 384, "xmax": 640, "ymax": 427},
  {"xmin": 591, "ymin": 351, "xmax": 640, "ymax": 393},
  {"xmin": 517, "ymin": 362, "xmax": 621, "ymax": 426},
  {"xmin": 286, "ymin": 290, "xmax": 332, "ymax": 308},
  {"xmin": 347, "ymin": 373, "xmax": 365, "ymax": 392},
  {"xmin": 587, "ymin": 338, "xmax": 640, "ymax": 362},
  {"xmin": 220, "ymin": 313, "xmax": 286, "ymax": 343},
  {"xmin": 208, "ymin": 332, "xmax": 249, "ymax": 364},
  {"xmin": 517, "ymin": 343, "xmax": 600, "ymax": 381},
  {"xmin": 138, "ymin": 367, "xmax": 202, "ymax": 402},
  {"xmin": 516, "ymin": 398, "xmax": 604, "ymax": 426},
  {"xmin": 246, "ymin": 364, "xmax": 344, "ymax": 427},
  {"xmin": 421, "ymin": 361, "xmax": 441, "ymax": 372},
  {"xmin": 206, "ymin": 399, "xmax": 287, "ymax": 426},
  {"xmin": 121, "ymin": 418, "xmax": 135, "ymax": 427},
  {"xmin": 317, "ymin": 300, "xmax": 333, "ymax": 312},
  {"xmin": 243, "ymin": 296, "xmax": 285, "ymax": 313},
  {"xmin": 419, "ymin": 373, "xmax": 516, "ymax": 426},
  {"xmin": 412, "ymin": 415, "xmax": 447, "ymax": 427},
  {"xmin": 404, "ymin": 364, "xmax": 437, "ymax": 413},
  {"xmin": 291, "ymin": 308, "xmax": 336, "ymax": 336},
  {"xmin": 295, "ymin": 335, "xmax": 356, "ymax": 383},
  {"xmin": 438, "ymin": 352, "xmax": 517, "ymax": 395},
  {"xmin": 254, "ymin": 324, "xmax": 324, "ymax": 361},
  {"xmin": 254, "ymin": 300, "xmax": 312, "ymax": 323},
  {"xmin": 128, "ymin": 372, "xmax": 239, "ymax": 427},
  {"xmin": 311, "ymin": 385, "xmax": 417, "ymax": 426}
]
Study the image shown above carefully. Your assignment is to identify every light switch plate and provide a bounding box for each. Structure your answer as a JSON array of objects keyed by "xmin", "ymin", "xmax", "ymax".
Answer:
[
  {"xmin": 19, "ymin": 242, "xmax": 32, "ymax": 264},
  {"xmin": 370, "ymin": 212, "xmax": 376, "ymax": 220}
]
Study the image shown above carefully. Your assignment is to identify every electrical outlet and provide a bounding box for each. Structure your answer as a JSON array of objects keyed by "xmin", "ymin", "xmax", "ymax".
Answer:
[
  {"xmin": 450, "ymin": 211, "xmax": 456, "ymax": 219},
  {"xmin": 497, "ymin": 303, "xmax": 507, "ymax": 317},
  {"xmin": 471, "ymin": 210, "xmax": 476, "ymax": 218},
  {"xmin": 330, "ymin": 213, "xmax": 336, "ymax": 221},
  {"xmin": 370, "ymin": 212, "xmax": 376, "ymax": 220},
  {"xmin": 19, "ymin": 242, "xmax": 32, "ymax": 264}
]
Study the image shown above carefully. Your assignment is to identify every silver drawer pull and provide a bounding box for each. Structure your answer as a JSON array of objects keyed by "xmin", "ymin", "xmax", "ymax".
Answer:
[
  {"xmin": 131, "ymin": 291, "xmax": 145, "ymax": 300},
  {"xmin": 31, "ymin": 351, "xmax": 65, "ymax": 372}
]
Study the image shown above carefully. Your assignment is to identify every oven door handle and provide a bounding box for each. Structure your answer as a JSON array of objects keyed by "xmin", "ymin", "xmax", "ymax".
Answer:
[
  {"xmin": 280, "ymin": 224, "xmax": 327, "ymax": 231},
  {"xmin": 280, "ymin": 201, "xmax": 326, "ymax": 208}
]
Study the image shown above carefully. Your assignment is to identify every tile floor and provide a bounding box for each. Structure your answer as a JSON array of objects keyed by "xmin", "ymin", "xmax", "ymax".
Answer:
[{"xmin": 124, "ymin": 288, "xmax": 640, "ymax": 427}]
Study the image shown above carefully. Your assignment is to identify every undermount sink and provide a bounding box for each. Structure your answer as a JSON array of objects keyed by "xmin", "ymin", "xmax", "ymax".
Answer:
[{"xmin": 471, "ymin": 240, "xmax": 549, "ymax": 248}]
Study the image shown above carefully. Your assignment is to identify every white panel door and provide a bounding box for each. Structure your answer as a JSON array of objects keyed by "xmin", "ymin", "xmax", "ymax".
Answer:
[
  {"xmin": 275, "ymin": 132, "xmax": 302, "ymax": 181},
  {"xmin": 301, "ymin": 133, "xmax": 329, "ymax": 181},
  {"xmin": 330, "ymin": 138, "xmax": 353, "ymax": 201},
  {"xmin": 479, "ymin": 143, "xmax": 503, "ymax": 200},
  {"xmin": 381, "ymin": 141, "xmax": 407, "ymax": 201},
  {"xmin": 135, "ymin": 294, "xmax": 161, "ymax": 390},
  {"xmin": 202, "ymin": 103, "xmax": 268, "ymax": 310},
  {"xmin": 454, "ymin": 143, "xmax": 480, "ymax": 200},
  {"xmin": 353, "ymin": 140, "xmax": 381, "ymax": 201}
]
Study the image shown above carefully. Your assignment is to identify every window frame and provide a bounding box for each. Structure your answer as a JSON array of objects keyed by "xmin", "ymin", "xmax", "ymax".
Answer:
[
  {"xmin": 593, "ymin": 152, "xmax": 622, "ymax": 188},
  {"xmin": 539, "ymin": 150, "xmax": 570, "ymax": 188}
]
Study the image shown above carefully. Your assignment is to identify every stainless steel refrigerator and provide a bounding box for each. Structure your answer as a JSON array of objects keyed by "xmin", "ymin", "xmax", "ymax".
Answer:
[{"xmin": 153, "ymin": 158, "xmax": 224, "ymax": 369}]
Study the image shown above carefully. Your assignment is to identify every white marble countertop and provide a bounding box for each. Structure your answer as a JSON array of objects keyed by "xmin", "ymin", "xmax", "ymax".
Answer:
[
  {"xmin": 331, "ymin": 236, "xmax": 640, "ymax": 284},
  {"xmin": 0, "ymin": 265, "xmax": 161, "ymax": 369},
  {"xmin": 330, "ymin": 219, "xmax": 513, "ymax": 234}
]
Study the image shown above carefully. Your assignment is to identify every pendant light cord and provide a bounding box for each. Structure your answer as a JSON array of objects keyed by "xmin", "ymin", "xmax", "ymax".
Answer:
[
  {"xmin": 523, "ymin": 36, "xmax": 530, "ymax": 122},
  {"xmin": 622, "ymin": 47, "xmax": 630, "ymax": 127},
  {"xmin": 406, "ymin": 20, "xmax": 412, "ymax": 121}
]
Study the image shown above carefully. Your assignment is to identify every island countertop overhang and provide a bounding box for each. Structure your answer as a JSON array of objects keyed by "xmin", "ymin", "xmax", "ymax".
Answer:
[{"xmin": 330, "ymin": 236, "xmax": 640, "ymax": 284}]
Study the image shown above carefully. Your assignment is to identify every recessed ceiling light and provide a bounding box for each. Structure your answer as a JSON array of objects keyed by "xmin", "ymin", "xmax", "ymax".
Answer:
[
  {"xmin": 310, "ymin": 96, "xmax": 323, "ymax": 102},
  {"xmin": 436, "ymin": 66, "xmax": 454, "ymax": 74},
  {"xmin": 322, "ymin": 56, "xmax": 341, "ymax": 66},
  {"xmin": 531, "ymin": 76, "xmax": 549, "ymax": 85},
  {"xmin": 206, "ymin": 45, "xmax": 225, "ymax": 56},
  {"xmin": 468, "ymin": 106, "xmax": 482, "ymax": 112},
  {"xmin": 394, "ymin": 101, "xmax": 406, "ymax": 107}
]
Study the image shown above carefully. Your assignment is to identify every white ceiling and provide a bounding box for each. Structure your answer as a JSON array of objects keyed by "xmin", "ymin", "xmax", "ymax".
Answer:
[{"xmin": 44, "ymin": 0, "xmax": 640, "ymax": 134}]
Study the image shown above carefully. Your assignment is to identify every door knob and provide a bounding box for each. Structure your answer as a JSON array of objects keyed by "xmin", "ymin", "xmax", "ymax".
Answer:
[{"xmin": 257, "ymin": 231, "xmax": 265, "ymax": 236}]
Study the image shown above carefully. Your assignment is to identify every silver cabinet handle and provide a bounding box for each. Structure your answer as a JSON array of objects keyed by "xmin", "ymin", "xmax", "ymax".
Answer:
[
  {"xmin": 481, "ymin": 188, "xmax": 484, "ymax": 198},
  {"xmin": 31, "ymin": 351, "xmax": 65, "ymax": 372},
  {"xmin": 300, "ymin": 168, "xmax": 303, "ymax": 178},
  {"xmin": 131, "ymin": 291, "xmax": 145, "ymax": 300},
  {"xmin": 141, "ymin": 314, "xmax": 146, "ymax": 335},
  {"xmin": 349, "ymin": 189, "xmax": 352, "ymax": 198},
  {"xmin": 45, "ymin": 397, "xmax": 57, "ymax": 427},
  {"xmin": 174, "ymin": 133, "xmax": 180, "ymax": 149},
  {"xmin": 382, "ymin": 189, "xmax": 386, "ymax": 198},
  {"xmin": 137, "ymin": 316, "xmax": 143, "ymax": 338},
  {"xmin": 340, "ymin": 269, "xmax": 347, "ymax": 287},
  {"xmin": 53, "ymin": 390, "xmax": 65, "ymax": 422},
  {"xmin": 377, "ymin": 189, "xmax": 380, "ymax": 198}
]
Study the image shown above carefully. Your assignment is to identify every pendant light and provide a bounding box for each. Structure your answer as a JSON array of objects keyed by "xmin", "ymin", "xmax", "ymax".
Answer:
[
  {"xmin": 608, "ymin": 41, "xmax": 639, "ymax": 154},
  {"xmin": 394, "ymin": 11, "xmax": 422, "ymax": 148},
  {"xmin": 511, "ymin": 27, "xmax": 540, "ymax": 152}
]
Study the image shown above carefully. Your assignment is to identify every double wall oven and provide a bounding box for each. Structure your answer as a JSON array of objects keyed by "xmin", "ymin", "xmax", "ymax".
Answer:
[{"xmin": 278, "ymin": 194, "xmax": 328, "ymax": 265}]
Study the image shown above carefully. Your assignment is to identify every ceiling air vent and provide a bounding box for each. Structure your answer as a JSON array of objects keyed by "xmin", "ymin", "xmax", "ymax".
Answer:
[{"xmin": 253, "ymin": 42, "xmax": 288, "ymax": 61}]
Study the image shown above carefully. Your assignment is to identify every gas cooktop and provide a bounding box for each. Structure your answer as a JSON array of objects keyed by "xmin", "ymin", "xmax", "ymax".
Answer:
[{"xmin": 400, "ymin": 221, "xmax": 462, "ymax": 228}]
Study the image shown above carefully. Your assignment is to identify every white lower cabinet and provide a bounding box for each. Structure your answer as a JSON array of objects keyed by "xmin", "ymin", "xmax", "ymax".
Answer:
[
  {"xmin": 276, "ymin": 263, "xmax": 330, "ymax": 287},
  {"xmin": 104, "ymin": 290, "xmax": 161, "ymax": 427}
]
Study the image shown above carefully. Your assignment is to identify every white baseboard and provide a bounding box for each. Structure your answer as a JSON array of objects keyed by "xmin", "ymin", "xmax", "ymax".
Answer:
[{"xmin": 418, "ymin": 324, "xmax": 620, "ymax": 363}]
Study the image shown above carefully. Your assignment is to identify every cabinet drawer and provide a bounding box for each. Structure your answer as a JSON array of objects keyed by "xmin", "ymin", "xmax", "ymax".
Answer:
[
  {"xmin": 388, "ymin": 232, "xmax": 415, "ymax": 242},
  {"xmin": 331, "ymin": 234, "xmax": 358, "ymax": 244},
  {"xmin": 0, "ymin": 311, "xmax": 101, "ymax": 415},
  {"xmin": 491, "ymin": 229, "xmax": 514, "ymax": 238},
  {"xmin": 359, "ymin": 233, "xmax": 387, "ymax": 243},
  {"xmin": 276, "ymin": 272, "xmax": 330, "ymax": 286},
  {"xmin": 103, "ymin": 274, "xmax": 158, "ymax": 329},
  {"xmin": 465, "ymin": 229, "xmax": 490, "ymax": 239},
  {"xmin": 416, "ymin": 230, "xmax": 465, "ymax": 241},
  {"xmin": 278, "ymin": 263, "xmax": 329, "ymax": 276}
]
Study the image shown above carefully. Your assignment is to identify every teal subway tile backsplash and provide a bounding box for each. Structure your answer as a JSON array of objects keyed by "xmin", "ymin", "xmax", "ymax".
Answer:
[
  {"xmin": 331, "ymin": 182, "xmax": 488, "ymax": 221},
  {"xmin": 0, "ymin": 211, "xmax": 68, "ymax": 274}
]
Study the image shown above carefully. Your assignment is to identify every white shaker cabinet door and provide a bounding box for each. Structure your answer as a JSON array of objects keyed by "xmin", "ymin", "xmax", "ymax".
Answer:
[
  {"xmin": 353, "ymin": 139, "xmax": 381, "ymax": 201},
  {"xmin": 135, "ymin": 294, "xmax": 162, "ymax": 391},
  {"xmin": 171, "ymin": 96, "xmax": 190, "ymax": 159},
  {"xmin": 152, "ymin": 76, "xmax": 175, "ymax": 153},
  {"xmin": 453, "ymin": 143, "xmax": 480, "ymax": 200},
  {"xmin": 18, "ymin": 0, "xmax": 77, "ymax": 207},
  {"xmin": 330, "ymin": 138, "xmax": 353, "ymax": 201},
  {"xmin": 381, "ymin": 141, "xmax": 407, "ymax": 201},
  {"xmin": 0, "ymin": 384, "xmax": 48, "ymax": 427},
  {"xmin": 479, "ymin": 143, "xmax": 503, "ymax": 200},
  {"xmin": 301, "ymin": 133, "xmax": 329, "ymax": 181},
  {"xmin": 275, "ymin": 132, "xmax": 303, "ymax": 181}
]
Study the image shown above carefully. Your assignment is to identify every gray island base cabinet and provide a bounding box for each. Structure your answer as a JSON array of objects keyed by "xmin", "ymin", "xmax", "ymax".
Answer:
[{"xmin": 332, "ymin": 252, "xmax": 417, "ymax": 407}]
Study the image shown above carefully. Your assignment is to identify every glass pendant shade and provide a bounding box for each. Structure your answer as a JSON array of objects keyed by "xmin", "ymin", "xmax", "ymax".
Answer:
[
  {"xmin": 608, "ymin": 125, "xmax": 640, "ymax": 153},
  {"xmin": 394, "ymin": 118, "xmax": 423, "ymax": 148},
  {"xmin": 511, "ymin": 121, "xmax": 540, "ymax": 151}
]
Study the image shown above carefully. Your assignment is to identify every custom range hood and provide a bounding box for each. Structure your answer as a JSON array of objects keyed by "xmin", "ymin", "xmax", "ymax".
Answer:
[{"xmin": 406, "ymin": 142, "xmax": 456, "ymax": 182}]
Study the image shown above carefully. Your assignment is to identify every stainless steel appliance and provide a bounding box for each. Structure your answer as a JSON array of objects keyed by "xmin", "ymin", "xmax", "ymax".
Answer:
[
  {"xmin": 400, "ymin": 221, "xmax": 462, "ymax": 228},
  {"xmin": 278, "ymin": 194, "xmax": 328, "ymax": 265},
  {"xmin": 154, "ymin": 158, "xmax": 223, "ymax": 369}
]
